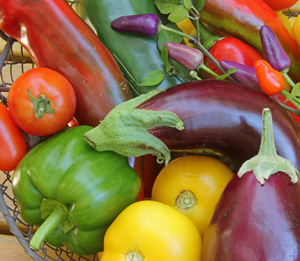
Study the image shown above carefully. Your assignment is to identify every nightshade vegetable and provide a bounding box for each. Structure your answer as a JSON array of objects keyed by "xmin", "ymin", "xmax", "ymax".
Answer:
[
  {"xmin": 83, "ymin": 80, "xmax": 300, "ymax": 172},
  {"xmin": 254, "ymin": 59, "xmax": 285, "ymax": 96},
  {"xmin": 12, "ymin": 125, "xmax": 141, "ymax": 255},
  {"xmin": 0, "ymin": 0, "xmax": 132, "ymax": 127},
  {"xmin": 260, "ymin": 25, "xmax": 291, "ymax": 72},
  {"xmin": 76, "ymin": 0, "xmax": 189, "ymax": 95},
  {"xmin": 164, "ymin": 42, "xmax": 204, "ymax": 71},
  {"xmin": 111, "ymin": 14, "xmax": 161, "ymax": 37},
  {"xmin": 199, "ymin": 0, "xmax": 300, "ymax": 82},
  {"xmin": 202, "ymin": 108, "xmax": 300, "ymax": 260},
  {"xmin": 219, "ymin": 60, "xmax": 260, "ymax": 90}
]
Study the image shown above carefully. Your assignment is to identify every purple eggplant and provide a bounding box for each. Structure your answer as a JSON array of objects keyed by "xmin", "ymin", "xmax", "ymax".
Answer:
[
  {"xmin": 111, "ymin": 14, "xmax": 161, "ymax": 37},
  {"xmin": 202, "ymin": 108, "xmax": 300, "ymax": 260},
  {"xmin": 220, "ymin": 60, "xmax": 261, "ymax": 91},
  {"xmin": 164, "ymin": 42, "xmax": 204, "ymax": 70},
  {"xmin": 260, "ymin": 25, "xmax": 291, "ymax": 72},
  {"xmin": 83, "ymin": 79, "xmax": 300, "ymax": 172}
]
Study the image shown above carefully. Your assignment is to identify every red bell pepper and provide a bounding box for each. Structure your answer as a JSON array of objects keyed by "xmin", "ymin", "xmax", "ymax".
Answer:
[
  {"xmin": 0, "ymin": 0, "xmax": 133, "ymax": 127},
  {"xmin": 200, "ymin": 0, "xmax": 300, "ymax": 82}
]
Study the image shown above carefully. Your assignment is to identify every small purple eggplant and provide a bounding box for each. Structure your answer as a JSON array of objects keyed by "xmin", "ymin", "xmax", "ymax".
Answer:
[
  {"xmin": 220, "ymin": 60, "xmax": 261, "ymax": 91},
  {"xmin": 164, "ymin": 42, "xmax": 204, "ymax": 71},
  {"xmin": 111, "ymin": 14, "xmax": 161, "ymax": 37},
  {"xmin": 260, "ymin": 25, "xmax": 291, "ymax": 72}
]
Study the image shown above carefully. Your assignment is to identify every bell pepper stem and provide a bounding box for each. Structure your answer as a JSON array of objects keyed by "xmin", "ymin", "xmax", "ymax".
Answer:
[
  {"xmin": 29, "ymin": 207, "xmax": 65, "ymax": 251},
  {"xmin": 238, "ymin": 108, "xmax": 299, "ymax": 185}
]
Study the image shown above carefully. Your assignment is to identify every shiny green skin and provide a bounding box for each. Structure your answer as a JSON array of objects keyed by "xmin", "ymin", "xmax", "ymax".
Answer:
[
  {"xmin": 76, "ymin": 0, "xmax": 190, "ymax": 96},
  {"xmin": 12, "ymin": 125, "xmax": 141, "ymax": 255}
]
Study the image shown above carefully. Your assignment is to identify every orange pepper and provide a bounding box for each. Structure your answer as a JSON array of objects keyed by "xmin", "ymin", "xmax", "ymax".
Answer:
[{"xmin": 254, "ymin": 59, "xmax": 285, "ymax": 96}]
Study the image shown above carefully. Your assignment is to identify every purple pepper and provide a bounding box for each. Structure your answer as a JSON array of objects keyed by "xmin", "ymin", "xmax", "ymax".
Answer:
[
  {"xmin": 260, "ymin": 25, "xmax": 291, "ymax": 72},
  {"xmin": 111, "ymin": 14, "xmax": 161, "ymax": 37},
  {"xmin": 164, "ymin": 42, "xmax": 204, "ymax": 71},
  {"xmin": 220, "ymin": 60, "xmax": 261, "ymax": 91}
]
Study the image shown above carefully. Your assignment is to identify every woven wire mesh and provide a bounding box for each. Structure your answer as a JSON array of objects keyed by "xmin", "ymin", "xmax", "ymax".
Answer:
[{"xmin": 0, "ymin": 27, "xmax": 98, "ymax": 261}]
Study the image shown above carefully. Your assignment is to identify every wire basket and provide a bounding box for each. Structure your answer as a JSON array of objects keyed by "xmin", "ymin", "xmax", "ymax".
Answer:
[{"xmin": 0, "ymin": 30, "xmax": 98, "ymax": 261}]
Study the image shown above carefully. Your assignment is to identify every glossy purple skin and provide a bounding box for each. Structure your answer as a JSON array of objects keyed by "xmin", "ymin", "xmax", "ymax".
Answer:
[
  {"xmin": 137, "ymin": 80, "xmax": 300, "ymax": 171},
  {"xmin": 260, "ymin": 25, "xmax": 291, "ymax": 71},
  {"xmin": 164, "ymin": 42, "xmax": 204, "ymax": 70},
  {"xmin": 111, "ymin": 14, "xmax": 160, "ymax": 37},
  {"xmin": 202, "ymin": 172, "xmax": 300, "ymax": 261},
  {"xmin": 220, "ymin": 60, "xmax": 261, "ymax": 91}
]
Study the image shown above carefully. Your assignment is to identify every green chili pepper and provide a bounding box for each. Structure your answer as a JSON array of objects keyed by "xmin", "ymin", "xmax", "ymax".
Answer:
[
  {"xmin": 75, "ymin": 0, "xmax": 190, "ymax": 95},
  {"xmin": 12, "ymin": 125, "xmax": 141, "ymax": 255}
]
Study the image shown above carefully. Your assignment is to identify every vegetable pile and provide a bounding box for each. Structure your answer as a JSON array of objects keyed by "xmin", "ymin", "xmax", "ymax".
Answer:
[{"xmin": 1, "ymin": 0, "xmax": 300, "ymax": 260}]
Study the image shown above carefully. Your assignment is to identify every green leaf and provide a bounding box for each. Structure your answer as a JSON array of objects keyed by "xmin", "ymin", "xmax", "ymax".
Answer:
[
  {"xmin": 193, "ymin": 0, "xmax": 206, "ymax": 12},
  {"xmin": 161, "ymin": 45, "xmax": 173, "ymax": 73},
  {"xmin": 155, "ymin": 0, "xmax": 184, "ymax": 14},
  {"xmin": 138, "ymin": 70, "xmax": 166, "ymax": 86},
  {"xmin": 216, "ymin": 68, "xmax": 238, "ymax": 80},
  {"xmin": 157, "ymin": 23, "xmax": 183, "ymax": 50},
  {"xmin": 168, "ymin": 5, "xmax": 189, "ymax": 23},
  {"xmin": 184, "ymin": 0, "xmax": 194, "ymax": 9},
  {"xmin": 291, "ymin": 83, "xmax": 300, "ymax": 98}
]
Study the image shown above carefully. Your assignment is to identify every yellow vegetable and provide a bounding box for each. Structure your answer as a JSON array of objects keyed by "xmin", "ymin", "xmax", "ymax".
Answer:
[
  {"xmin": 276, "ymin": 11, "xmax": 293, "ymax": 35},
  {"xmin": 152, "ymin": 155, "xmax": 234, "ymax": 237},
  {"xmin": 176, "ymin": 18, "xmax": 197, "ymax": 46},
  {"xmin": 101, "ymin": 200, "xmax": 202, "ymax": 261},
  {"xmin": 292, "ymin": 13, "xmax": 300, "ymax": 48}
]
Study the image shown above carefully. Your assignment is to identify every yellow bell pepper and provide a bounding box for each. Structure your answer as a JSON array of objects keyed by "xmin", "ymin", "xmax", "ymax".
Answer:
[
  {"xmin": 101, "ymin": 200, "xmax": 202, "ymax": 261},
  {"xmin": 152, "ymin": 156, "xmax": 234, "ymax": 237}
]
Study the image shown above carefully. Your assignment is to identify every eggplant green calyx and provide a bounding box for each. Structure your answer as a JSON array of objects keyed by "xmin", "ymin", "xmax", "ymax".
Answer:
[
  {"xmin": 83, "ymin": 90, "xmax": 184, "ymax": 165},
  {"xmin": 29, "ymin": 198, "xmax": 73, "ymax": 251},
  {"xmin": 27, "ymin": 89, "xmax": 55, "ymax": 120},
  {"xmin": 238, "ymin": 108, "xmax": 299, "ymax": 185}
]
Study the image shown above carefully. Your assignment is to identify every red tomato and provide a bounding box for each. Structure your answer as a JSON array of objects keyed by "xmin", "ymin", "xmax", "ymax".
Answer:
[
  {"xmin": 262, "ymin": 0, "xmax": 298, "ymax": 11},
  {"xmin": 0, "ymin": 103, "xmax": 27, "ymax": 171},
  {"xmin": 7, "ymin": 67, "xmax": 76, "ymax": 136},
  {"xmin": 204, "ymin": 37, "xmax": 262, "ymax": 78}
]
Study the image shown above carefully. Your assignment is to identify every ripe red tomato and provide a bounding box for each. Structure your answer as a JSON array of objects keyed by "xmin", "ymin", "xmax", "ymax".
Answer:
[
  {"xmin": 0, "ymin": 103, "xmax": 27, "ymax": 171},
  {"xmin": 262, "ymin": 0, "xmax": 298, "ymax": 11},
  {"xmin": 7, "ymin": 67, "xmax": 76, "ymax": 136}
]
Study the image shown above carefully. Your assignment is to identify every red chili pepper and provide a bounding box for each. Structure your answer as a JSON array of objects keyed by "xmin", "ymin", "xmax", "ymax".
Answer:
[
  {"xmin": 0, "ymin": 0, "xmax": 132, "ymax": 127},
  {"xmin": 254, "ymin": 59, "xmax": 284, "ymax": 96}
]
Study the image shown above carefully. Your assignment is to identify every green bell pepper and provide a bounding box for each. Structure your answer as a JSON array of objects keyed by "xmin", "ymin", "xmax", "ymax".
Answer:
[
  {"xmin": 12, "ymin": 125, "xmax": 141, "ymax": 255},
  {"xmin": 75, "ymin": 0, "xmax": 191, "ymax": 96}
]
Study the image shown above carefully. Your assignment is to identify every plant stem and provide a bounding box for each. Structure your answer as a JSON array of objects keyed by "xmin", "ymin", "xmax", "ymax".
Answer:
[{"xmin": 30, "ymin": 207, "xmax": 65, "ymax": 251}]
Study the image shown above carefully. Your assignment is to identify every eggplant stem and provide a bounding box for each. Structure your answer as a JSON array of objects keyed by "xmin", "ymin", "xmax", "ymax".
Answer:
[
  {"xmin": 83, "ymin": 90, "xmax": 184, "ymax": 165},
  {"xmin": 237, "ymin": 108, "xmax": 299, "ymax": 184}
]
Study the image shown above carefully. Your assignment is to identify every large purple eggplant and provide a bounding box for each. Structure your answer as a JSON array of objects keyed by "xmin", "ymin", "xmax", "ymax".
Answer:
[
  {"xmin": 84, "ymin": 79, "xmax": 300, "ymax": 171},
  {"xmin": 202, "ymin": 108, "xmax": 300, "ymax": 260}
]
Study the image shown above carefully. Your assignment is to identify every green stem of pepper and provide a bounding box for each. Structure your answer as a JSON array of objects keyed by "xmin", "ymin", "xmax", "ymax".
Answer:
[{"xmin": 29, "ymin": 207, "xmax": 66, "ymax": 251}]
